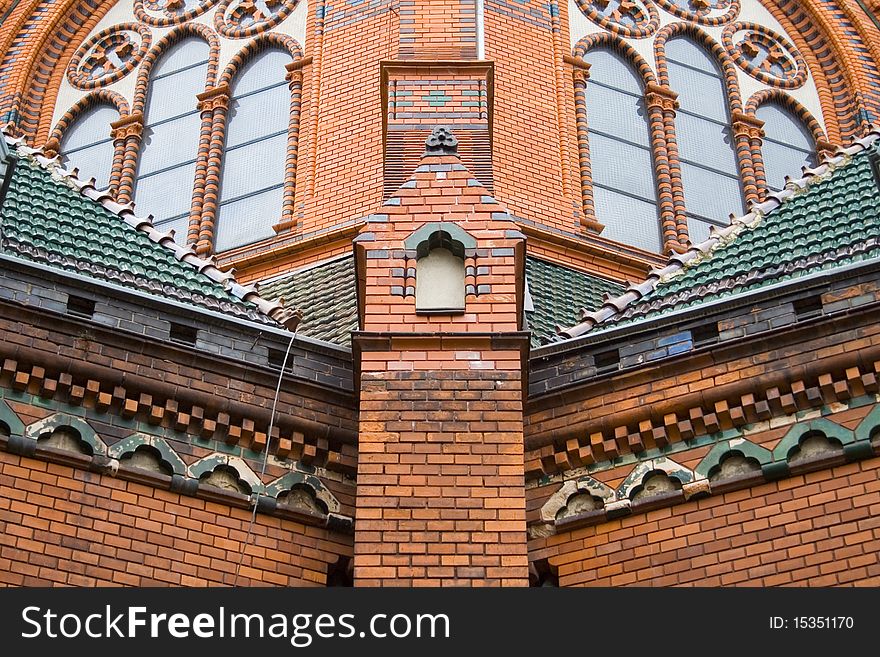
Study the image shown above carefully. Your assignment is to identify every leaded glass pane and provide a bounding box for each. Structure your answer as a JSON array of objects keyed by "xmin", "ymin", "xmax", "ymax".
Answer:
[
  {"xmin": 60, "ymin": 105, "xmax": 116, "ymax": 151},
  {"xmin": 231, "ymin": 49, "xmax": 291, "ymax": 95},
  {"xmin": 585, "ymin": 83, "xmax": 650, "ymax": 147},
  {"xmin": 146, "ymin": 64, "xmax": 207, "ymax": 123},
  {"xmin": 583, "ymin": 49, "xmax": 643, "ymax": 95},
  {"xmin": 588, "ymin": 131, "xmax": 656, "ymax": 201},
  {"xmin": 760, "ymin": 139, "xmax": 813, "ymax": 191},
  {"xmin": 756, "ymin": 103, "xmax": 815, "ymax": 191},
  {"xmin": 680, "ymin": 162, "xmax": 745, "ymax": 221},
  {"xmin": 134, "ymin": 161, "xmax": 197, "ymax": 223},
  {"xmin": 137, "ymin": 112, "xmax": 202, "ymax": 175},
  {"xmin": 757, "ymin": 103, "xmax": 815, "ymax": 148},
  {"xmin": 151, "ymin": 39, "xmax": 209, "ymax": 77},
  {"xmin": 224, "ymin": 84, "xmax": 289, "ymax": 149},
  {"xmin": 219, "ymin": 132, "xmax": 287, "ymax": 201},
  {"xmin": 62, "ymin": 139, "xmax": 115, "ymax": 190},
  {"xmin": 593, "ymin": 186, "xmax": 661, "ymax": 253},
  {"xmin": 675, "ymin": 113, "xmax": 740, "ymax": 175},
  {"xmin": 214, "ymin": 186, "xmax": 283, "ymax": 252}
]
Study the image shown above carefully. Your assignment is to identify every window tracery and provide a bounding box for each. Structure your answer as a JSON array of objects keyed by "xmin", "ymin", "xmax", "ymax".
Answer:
[
  {"xmin": 571, "ymin": 0, "xmax": 824, "ymax": 252},
  {"xmin": 53, "ymin": 0, "xmax": 305, "ymax": 252}
]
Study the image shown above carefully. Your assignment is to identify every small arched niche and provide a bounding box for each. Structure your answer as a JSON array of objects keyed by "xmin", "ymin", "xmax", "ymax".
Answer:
[{"xmin": 405, "ymin": 223, "xmax": 476, "ymax": 315}]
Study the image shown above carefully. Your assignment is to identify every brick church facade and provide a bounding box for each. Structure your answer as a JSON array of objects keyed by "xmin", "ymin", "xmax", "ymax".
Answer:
[{"xmin": 0, "ymin": 0, "xmax": 878, "ymax": 586}]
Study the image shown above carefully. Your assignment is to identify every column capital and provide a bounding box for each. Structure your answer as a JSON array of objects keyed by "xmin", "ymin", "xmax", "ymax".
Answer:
[
  {"xmin": 564, "ymin": 54, "xmax": 591, "ymax": 84},
  {"xmin": 109, "ymin": 112, "xmax": 144, "ymax": 142},
  {"xmin": 196, "ymin": 84, "xmax": 231, "ymax": 112},
  {"xmin": 731, "ymin": 111, "xmax": 765, "ymax": 140},
  {"xmin": 644, "ymin": 83, "xmax": 679, "ymax": 112}
]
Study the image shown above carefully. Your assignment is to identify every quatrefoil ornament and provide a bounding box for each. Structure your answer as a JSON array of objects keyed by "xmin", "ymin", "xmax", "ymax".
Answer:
[
  {"xmin": 135, "ymin": 0, "xmax": 220, "ymax": 27},
  {"xmin": 576, "ymin": 0, "xmax": 660, "ymax": 38},
  {"xmin": 654, "ymin": 0, "xmax": 740, "ymax": 26},
  {"xmin": 67, "ymin": 24, "xmax": 151, "ymax": 90},
  {"xmin": 723, "ymin": 23, "xmax": 807, "ymax": 88},
  {"xmin": 214, "ymin": 0, "xmax": 299, "ymax": 38}
]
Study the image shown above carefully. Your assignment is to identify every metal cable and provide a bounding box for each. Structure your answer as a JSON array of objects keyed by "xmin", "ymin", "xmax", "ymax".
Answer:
[{"xmin": 232, "ymin": 329, "xmax": 297, "ymax": 587}]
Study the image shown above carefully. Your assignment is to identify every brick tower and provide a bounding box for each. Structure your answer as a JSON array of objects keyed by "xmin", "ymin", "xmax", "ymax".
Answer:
[{"xmin": 353, "ymin": 126, "xmax": 529, "ymax": 585}]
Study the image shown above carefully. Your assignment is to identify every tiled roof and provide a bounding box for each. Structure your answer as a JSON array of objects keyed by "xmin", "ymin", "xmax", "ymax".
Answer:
[
  {"xmin": 0, "ymin": 135, "xmax": 300, "ymax": 329},
  {"xmin": 559, "ymin": 127, "xmax": 880, "ymax": 338},
  {"xmin": 525, "ymin": 257, "xmax": 625, "ymax": 347},
  {"xmin": 257, "ymin": 256, "xmax": 358, "ymax": 346},
  {"xmin": 256, "ymin": 255, "xmax": 624, "ymax": 348}
]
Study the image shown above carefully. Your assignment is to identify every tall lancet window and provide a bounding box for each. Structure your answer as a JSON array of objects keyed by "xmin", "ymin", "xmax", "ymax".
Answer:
[
  {"xmin": 134, "ymin": 38, "xmax": 209, "ymax": 240},
  {"xmin": 214, "ymin": 49, "xmax": 291, "ymax": 252},
  {"xmin": 756, "ymin": 103, "xmax": 815, "ymax": 192},
  {"xmin": 59, "ymin": 104, "xmax": 118, "ymax": 191},
  {"xmin": 666, "ymin": 38, "xmax": 745, "ymax": 243},
  {"xmin": 583, "ymin": 49, "xmax": 661, "ymax": 252}
]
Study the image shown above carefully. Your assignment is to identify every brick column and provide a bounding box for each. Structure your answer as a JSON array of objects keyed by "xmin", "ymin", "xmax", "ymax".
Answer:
[
  {"xmin": 352, "ymin": 127, "xmax": 529, "ymax": 586},
  {"xmin": 355, "ymin": 336, "xmax": 528, "ymax": 585},
  {"xmin": 109, "ymin": 112, "xmax": 144, "ymax": 205}
]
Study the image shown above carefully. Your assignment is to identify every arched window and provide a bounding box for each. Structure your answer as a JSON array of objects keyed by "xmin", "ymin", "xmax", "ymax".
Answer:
[
  {"xmin": 582, "ymin": 49, "xmax": 661, "ymax": 252},
  {"xmin": 59, "ymin": 104, "xmax": 118, "ymax": 191},
  {"xmin": 134, "ymin": 38, "xmax": 209, "ymax": 240},
  {"xmin": 666, "ymin": 38, "xmax": 745, "ymax": 243},
  {"xmin": 756, "ymin": 103, "xmax": 815, "ymax": 192},
  {"xmin": 214, "ymin": 49, "xmax": 291, "ymax": 252}
]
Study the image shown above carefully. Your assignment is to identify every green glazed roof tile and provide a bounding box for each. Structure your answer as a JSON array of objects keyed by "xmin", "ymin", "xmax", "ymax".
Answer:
[
  {"xmin": 525, "ymin": 257, "xmax": 625, "ymax": 348},
  {"xmin": 0, "ymin": 138, "xmax": 297, "ymax": 327},
  {"xmin": 258, "ymin": 256, "xmax": 358, "ymax": 346}
]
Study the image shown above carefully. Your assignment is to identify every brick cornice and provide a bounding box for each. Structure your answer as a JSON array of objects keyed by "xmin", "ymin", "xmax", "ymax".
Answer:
[{"xmin": 524, "ymin": 314, "xmax": 880, "ymax": 473}]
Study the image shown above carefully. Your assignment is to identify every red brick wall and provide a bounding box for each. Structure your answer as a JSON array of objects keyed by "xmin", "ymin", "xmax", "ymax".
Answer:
[
  {"xmin": 538, "ymin": 457, "xmax": 880, "ymax": 586},
  {"xmin": 0, "ymin": 450, "xmax": 351, "ymax": 587},
  {"xmin": 485, "ymin": 10, "xmax": 576, "ymax": 232},
  {"xmin": 354, "ymin": 363, "xmax": 529, "ymax": 586}
]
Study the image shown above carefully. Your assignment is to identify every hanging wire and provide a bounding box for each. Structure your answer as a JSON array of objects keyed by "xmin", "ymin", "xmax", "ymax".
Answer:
[{"xmin": 232, "ymin": 328, "xmax": 298, "ymax": 587}]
